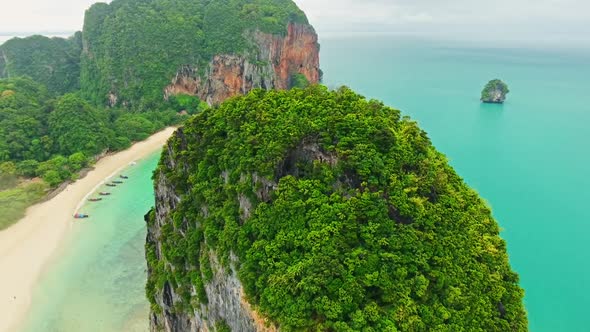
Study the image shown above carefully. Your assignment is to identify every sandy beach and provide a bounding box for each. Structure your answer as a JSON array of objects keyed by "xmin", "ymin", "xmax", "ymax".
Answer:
[{"xmin": 0, "ymin": 127, "xmax": 176, "ymax": 332}]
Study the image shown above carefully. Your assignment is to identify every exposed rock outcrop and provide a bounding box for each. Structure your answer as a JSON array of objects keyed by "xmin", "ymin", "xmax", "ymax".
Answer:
[
  {"xmin": 164, "ymin": 23, "xmax": 320, "ymax": 105},
  {"xmin": 0, "ymin": 50, "xmax": 7, "ymax": 77},
  {"xmin": 147, "ymin": 129, "xmax": 278, "ymax": 332}
]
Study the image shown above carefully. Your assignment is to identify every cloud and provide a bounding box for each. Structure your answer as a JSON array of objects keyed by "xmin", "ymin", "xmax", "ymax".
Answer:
[
  {"xmin": 401, "ymin": 13, "xmax": 433, "ymax": 23},
  {"xmin": 0, "ymin": 0, "xmax": 98, "ymax": 33},
  {"xmin": 0, "ymin": 0, "xmax": 588, "ymax": 43},
  {"xmin": 293, "ymin": 0, "xmax": 590, "ymax": 41}
]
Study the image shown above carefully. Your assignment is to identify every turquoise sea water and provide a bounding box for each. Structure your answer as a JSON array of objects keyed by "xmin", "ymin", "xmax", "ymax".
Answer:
[
  {"xmin": 320, "ymin": 36, "xmax": 590, "ymax": 331},
  {"xmin": 20, "ymin": 152, "xmax": 161, "ymax": 332},
  {"xmin": 19, "ymin": 37, "xmax": 590, "ymax": 331}
]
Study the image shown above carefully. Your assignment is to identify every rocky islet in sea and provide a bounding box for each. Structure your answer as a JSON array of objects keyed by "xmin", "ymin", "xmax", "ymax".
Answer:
[{"xmin": 481, "ymin": 79, "xmax": 510, "ymax": 103}]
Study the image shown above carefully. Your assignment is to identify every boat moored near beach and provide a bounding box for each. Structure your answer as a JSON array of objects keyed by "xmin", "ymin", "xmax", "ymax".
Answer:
[
  {"xmin": 106, "ymin": 183, "xmax": 117, "ymax": 187},
  {"xmin": 0, "ymin": 127, "xmax": 176, "ymax": 332},
  {"xmin": 112, "ymin": 180, "xmax": 123, "ymax": 184},
  {"xmin": 120, "ymin": 175, "xmax": 129, "ymax": 179},
  {"xmin": 88, "ymin": 198, "xmax": 102, "ymax": 202}
]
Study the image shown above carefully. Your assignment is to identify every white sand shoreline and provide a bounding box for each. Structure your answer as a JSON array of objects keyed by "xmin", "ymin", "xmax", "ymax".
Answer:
[{"xmin": 0, "ymin": 127, "xmax": 176, "ymax": 332}]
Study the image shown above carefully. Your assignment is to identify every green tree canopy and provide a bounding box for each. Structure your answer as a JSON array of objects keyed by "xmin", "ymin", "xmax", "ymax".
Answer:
[
  {"xmin": 0, "ymin": 77, "xmax": 51, "ymax": 162},
  {"xmin": 81, "ymin": 0, "xmax": 309, "ymax": 107},
  {"xmin": 114, "ymin": 113, "xmax": 156, "ymax": 141},
  {"xmin": 481, "ymin": 79, "xmax": 510, "ymax": 103},
  {"xmin": 0, "ymin": 34, "xmax": 82, "ymax": 95},
  {"xmin": 48, "ymin": 94, "xmax": 108, "ymax": 156},
  {"xmin": 0, "ymin": 76, "xmax": 183, "ymax": 169},
  {"xmin": 290, "ymin": 73, "xmax": 310, "ymax": 89},
  {"xmin": 147, "ymin": 86, "xmax": 528, "ymax": 331}
]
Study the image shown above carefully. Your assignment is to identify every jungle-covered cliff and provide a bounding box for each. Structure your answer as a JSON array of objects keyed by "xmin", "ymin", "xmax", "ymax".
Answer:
[
  {"xmin": 81, "ymin": 0, "xmax": 320, "ymax": 108},
  {"xmin": 0, "ymin": 33, "xmax": 82, "ymax": 95},
  {"xmin": 0, "ymin": 0, "xmax": 320, "ymax": 228},
  {"xmin": 1, "ymin": 0, "xmax": 320, "ymax": 108},
  {"xmin": 146, "ymin": 86, "xmax": 528, "ymax": 331}
]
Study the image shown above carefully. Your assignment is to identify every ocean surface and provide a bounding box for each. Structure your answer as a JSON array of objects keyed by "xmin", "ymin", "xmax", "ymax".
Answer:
[
  {"xmin": 320, "ymin": 36, "xmax": 590, "ymax": 331},
  {"xmin": 20, "ymin": 152, "xmax": 161, "ymax": 332},
  {"xmin": 18, "ymin": 36, "xmax": 590, "ymax": 331}
]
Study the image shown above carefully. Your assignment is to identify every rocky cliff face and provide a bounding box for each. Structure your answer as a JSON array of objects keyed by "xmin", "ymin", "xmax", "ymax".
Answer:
[
  {"xmin": 483, "ymin": 90, "xmax": 505, "ymax": 103},
  {"xmin": 147, "ymin": 128, "xmax": 277, "ymax": 332},
  {"xmin": 164, "ymin": 23, "xmax": 320, "ymax": 105},
  {"xmin": 0, "ymin": 51, "xmax": 7, "ymax": 77}
]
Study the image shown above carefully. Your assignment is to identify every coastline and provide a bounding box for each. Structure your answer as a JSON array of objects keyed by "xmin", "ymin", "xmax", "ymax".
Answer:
[{"xmin": 0, "ymin": 127, "xmax": 176, "ymax": 332}]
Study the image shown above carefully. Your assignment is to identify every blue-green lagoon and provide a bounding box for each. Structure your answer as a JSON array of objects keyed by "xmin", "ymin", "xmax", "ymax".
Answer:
[
  {"xmin": 19, "ymin": 37, "xmax": 590, "ymax": 331},
  {"xmin": 20, "ymin": 152, "xmax": 161, "ymax": 332},
  {"xmin": 320, "ymin": 36, "xmax": 590, "ymax": 331}
]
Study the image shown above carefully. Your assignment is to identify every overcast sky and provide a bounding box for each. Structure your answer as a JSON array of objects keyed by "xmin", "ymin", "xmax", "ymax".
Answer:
[{"xmin": 0, "ymin": 0, "xmax": 589, "ymax": 43}]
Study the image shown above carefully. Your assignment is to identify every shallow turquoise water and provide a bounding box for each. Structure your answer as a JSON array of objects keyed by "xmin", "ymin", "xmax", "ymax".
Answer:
[
  {"xmin": 320, "ymin": 36, "xmax": 590, "ymax": 331},
  {"xmin": 20, "ymin": 37, "xmax": 590, "ymax": 331},
  {"xmin": 20, "ymin": 152, "xmax": 161, "ymax": 332}
]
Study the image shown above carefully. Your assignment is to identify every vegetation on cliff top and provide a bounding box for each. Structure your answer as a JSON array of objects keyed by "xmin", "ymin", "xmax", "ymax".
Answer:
[
  {"xmin": 0, "ymin": 0, "xmax": 311, "ymax": 109},
  {"xmin": 0, "ymin": 34, "xmax": 83, "ymax": 95},
  {"xmin": 481, "ymin": 79, "xmax": 510, "ymax": 103},
  {"xmin": 147, "ymin": 86, "xmax": 528, "ymax": 331},
  {"xmin": 81, "ymin": 0, "xmax": 309, "ymax": 108}
]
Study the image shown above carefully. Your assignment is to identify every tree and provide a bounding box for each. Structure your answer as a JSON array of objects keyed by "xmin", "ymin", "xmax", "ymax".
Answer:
[
  {"xmin": 114, "ymin": 113, "xmax": 155, "ymax": 141},
  {"xmin": 0, "ymin": 161, "xmax": 18, "ymax": 190},
  {"xmin": 110, "ymin": 136, "xmax": 132, "ymax": 151},
  {"xmin": 36, "ymin": 155, "xmax": 71, "ymax": 184},
  {"xmin": 290, "ymin": 73, "xmax": 310, "ymax": 89},
  {"xmin": 16, "ymin": 160, "xmax": 40, "ymax": 177},
  {"xmin": 168, "ymin": 94, "xmax": 205, "ymax": 114},
  {"xmin": 0, "ymin": 77, "xmax": 50, "ymax": 161},
  {"xmin": 48, "ymin": 94, "xmax": 108, "ymax": 156},
  {"xmin": 0, "ymin": 34, "xmax": 82, "ymax": 95},
  {"xmin": 41, "ymin": 170, "xmax": 62, "ymax": 187},
  {"xmin": 1, "ymin": 114, "xmax": 43, "ymax": 160},
  {"xmin": 68, "ymin": 152, "xmax": 88, "ymax": 172}
]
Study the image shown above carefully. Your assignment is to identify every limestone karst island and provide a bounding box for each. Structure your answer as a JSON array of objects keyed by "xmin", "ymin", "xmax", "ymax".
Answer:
[
  {"xmin": 2, "ymin": 0, "xmax": 590, "ymax": 331},
  {"xmin": 481, "ymin": 79, "xmax": 510, "ymax": 103}
]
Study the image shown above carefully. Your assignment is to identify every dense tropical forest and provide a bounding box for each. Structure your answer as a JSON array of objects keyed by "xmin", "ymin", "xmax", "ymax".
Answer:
[
  {"xmin": 0, "ymin": 0, "xmax": 310, "ymax": 229},
  {"xmin": 147, "ymin": 86, "xmax": 528, "ymax": 331},
  {"xmin": 0, "ymin": 77, "xmax": 184, "ymax": 228}
]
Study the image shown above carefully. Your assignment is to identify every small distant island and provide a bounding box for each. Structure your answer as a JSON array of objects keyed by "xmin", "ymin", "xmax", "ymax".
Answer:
[{"xmin": 481, "ymin": 79, "xmax": 509, "ymax": 103}]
